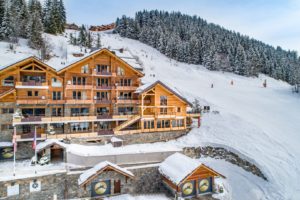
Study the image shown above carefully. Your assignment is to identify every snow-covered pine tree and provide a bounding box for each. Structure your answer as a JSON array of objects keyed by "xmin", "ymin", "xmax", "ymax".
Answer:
[
  {"xmin": 48, "ymin": 0, "xmax": 60, "ymax": 34},
  {"xmin": 96, "ymin": 33, "xmax": 101, "ymax": 49},
  {"xmin": 86, "ymin": 31, "xmax": 93, "ymax": 48},
  {"xmin": 58, "ymin": 0, "xmax": 66, "ymax": 33},
  {"xmin": 0, "ymin": 1, "xmax": 12, "ymax": 40},
  {"xmin": 27, "ymin": 1, "xmax": 44, "ymax": 50},
  {"xmin": 42, "ymin": 0, "xmax": 52, "ymax": 33},
  {"xmin": 0, "ymin": 0, "xmax": 5, "ymax": 33},
  {"xmin": 78, "ymin": 25, "xmax": 86, "ymax": 47}
]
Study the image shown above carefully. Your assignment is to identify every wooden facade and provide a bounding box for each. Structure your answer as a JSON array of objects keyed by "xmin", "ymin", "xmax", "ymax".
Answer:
[{"xmin": 0, "ymin": 49, "xmax": 200, "ymax": 142}]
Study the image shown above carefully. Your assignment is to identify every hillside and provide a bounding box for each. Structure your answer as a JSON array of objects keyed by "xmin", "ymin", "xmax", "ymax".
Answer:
[{"xmin": 0, "ymin": 31, "xmax": 300, "ymax": 200}]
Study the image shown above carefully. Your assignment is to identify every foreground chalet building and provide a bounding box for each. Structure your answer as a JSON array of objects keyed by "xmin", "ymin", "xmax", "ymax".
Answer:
[{"xmin": 0, "ymin": 49, "xmax": 199, "ymax": 158}]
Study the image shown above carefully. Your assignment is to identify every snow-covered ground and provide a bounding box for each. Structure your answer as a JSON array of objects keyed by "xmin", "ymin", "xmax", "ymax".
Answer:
[
  {"xmin": 104, "ymin": 194, "xmax": 170, "ymax": 200},
  {"xmin": 0, "ymin": 31, "xmax": 300, "ymax": 199}
]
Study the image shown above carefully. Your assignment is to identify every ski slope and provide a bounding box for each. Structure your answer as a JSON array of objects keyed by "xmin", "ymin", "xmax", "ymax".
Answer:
[
  {"xmin": 0, "ymin": 31, "xmax": 300, "ymax": 199},
  {"xmin": 98, "ymin": 32, "xmax": 300, "ymax": 200}
]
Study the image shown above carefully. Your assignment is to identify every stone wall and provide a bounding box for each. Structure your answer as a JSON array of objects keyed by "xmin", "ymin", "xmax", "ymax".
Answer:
[
  {"xmin": 72, "ymin": 130, "xmax": 187, "ymax": 146},
  {"xmin": 0, "ymin": 165, "xmax": 164, "ymax": 200},
  {"xmin": 16, "ymin": 142, "xmax": 34, "ymax": 160},
  {"xmin": 0, "ymin": 102, "xmax": 15, "ymax": 141},
  {"xmin": 183, "ymin": 146, "xmax": 267, "ymax": 180}
]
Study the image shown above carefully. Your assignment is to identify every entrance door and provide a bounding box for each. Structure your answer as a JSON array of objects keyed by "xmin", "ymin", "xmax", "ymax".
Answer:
[{"xmin": 114, "ymin": 180, "xmax": 121, "ymax": 194}]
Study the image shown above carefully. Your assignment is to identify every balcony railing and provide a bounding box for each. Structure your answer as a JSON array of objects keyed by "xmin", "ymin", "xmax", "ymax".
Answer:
[
  {"xmin": 97, "ymin": 113, "xmax": 112, "ymax": 119},
  {"xmin": 116, "ymin": 97, "xmax": 140, "ymax": 104},
  {"xmin": 66, "ymin": 84, "xmax": 93, "ymax": 90},
  {"xmin": 18, "ymin": 132, "xmax": 42, "ymax": 139},
  {"xmin": 115, "ymin": 84, "xmax": 139, "ymax": 90},
  {"xmin": 21, "ymin": 116, "xmax": 43, "ymax": 122},
  {"xmin": 94, "ymin": 85, "xmax": 113, "ymax": 90},
  {"xmin": 97, "ymin": 130, "xmax": 114, "ymax": 135},
  {"xmin": 94, "ymin": 98, "xmax": 112, "ymax": 104},
  {"xmin": 66, "ymin": 99, "xmax": 93, "ymax": 104},
  {"xmin": 16, "ymin": 81, "xmax": 48, "ymax": 87},
  {"xmin": 93, "ymin": 71, "xmax": 116, "ymax": 76},
  {"xmin": 17, "ymin": 99, "xmax": 48, "ymax": 104}
]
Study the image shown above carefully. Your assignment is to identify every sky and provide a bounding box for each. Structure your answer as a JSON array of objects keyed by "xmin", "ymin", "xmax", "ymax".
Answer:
[{"xmin": 64, "ymin": 0, "xmax": 300, "ymax": 54}]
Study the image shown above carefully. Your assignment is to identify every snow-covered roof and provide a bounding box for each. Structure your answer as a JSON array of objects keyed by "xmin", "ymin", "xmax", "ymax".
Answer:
[
  {"xmin": 136, "ymin": 80, "xmax": 192, "ymax": 106},
  {"xmin": 0, "ymin": 56, "xmax": 33, "ymax": 71},
  {"xmin": 159, "ymin": 153, "xmax": 202, "ymax": 185},
  {"xmin": 0, "ymin": 142, "xmax": 13, "ymax": 147},
  {"xmin": 78, "ymin": 161, "xmax": 134, "ymax": 186},
  {"xmin": 36, "ymin": 139, "xmax": 68, "ymax": 152}
]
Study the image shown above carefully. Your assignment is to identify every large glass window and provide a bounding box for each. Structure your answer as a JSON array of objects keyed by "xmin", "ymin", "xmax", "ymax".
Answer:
[
  {"xmin": 2, "ymin": 76, "xmax": 14, "ymax": 86},
  {"xmin": 71, "ymin": 108, "xmax": 89, "ymax": 116},
  {"xmin": 70, "ymin": 122, "xmax": 89, "ymax": 132}
]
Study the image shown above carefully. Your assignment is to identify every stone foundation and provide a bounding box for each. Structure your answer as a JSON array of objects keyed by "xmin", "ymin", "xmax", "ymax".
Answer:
[
  {"xmin": 183, "ymin": 146, "xmax": 267, "ymax": 180},
  {"xmin": 0, "ymin": 165, "xmax": 164, "ymax": 200}
]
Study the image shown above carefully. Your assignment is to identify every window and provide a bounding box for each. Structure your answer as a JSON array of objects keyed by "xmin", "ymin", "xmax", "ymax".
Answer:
[
  {"xmin": 117, "ymin": 107, "xmax": 134, "ymax": 115},
  {"xmin": 73, "ymin": 77, "xmax": 87, "ymax": 85},
  {"xmin": 97, "ymin": 78, "xmax": 109, "ymax": 86},
  {"xmin": 3, "ymin": 76, "xmax": 14, "ymax": 86},
  {"xmin": 2, "ymin": 108, "xmax": 14, "ymax": 114},
  {"xmin": 52, "ymin": 108, "xmax": 62, "ymax": 116},
  {"xmin": 97, "ymin": 65, "xmax": 110, "ymax": 73},
  {"xmin": 119, "ymin": 92, "xmax": 132, "ymax": 99},
  {"xmin": 28, "ymin": 91, "xmax": 32, "ymax": 96},
  {"xmin": 34, "ymin": 91, "xmax": 39, "ymax": 96},
  {"xmin": 70, "ymin": 122, "xmax": 89, "ymax": 132},
  {"xmin": 72, "ymin": 91, "xmax": 82, "ymax": 100},
  {"xmin": 120, "ymin": 79, "xmax": 132, "ymax": 86},
  {"xmin": 97, "ymin": 107, "xmax": 109, "ymax": 115},
  {"xmin": 177, "ymin": 107, "xmax": 181, "ymax": 113},
  {"xmin": 52, "ymin": 91, "xmax": 62, "ymax": 100},
  {"xmin": 71, "ymin": 108, "xmax": 89, "ymax": 116},
  {"xmin": 144, "ymin": 120, "xmax": 154, "ymax": 129},
  {"xmin": 22, "ymin": 125, "xmax": 31, "ymax": 134},
  {"xmin": 160, "ymin": 96, "xmax": 168, "ymax": 114},
  {"xmin": 96, "ymin": 92, "xmax": 109, "ymax": 100},
  {"xmin": 117, "ymin": 67, "xmax": 125, "ymax": 76},
  {"xmin": 81, "ymin": 65, "xmax": 89, "ymax": 74}
]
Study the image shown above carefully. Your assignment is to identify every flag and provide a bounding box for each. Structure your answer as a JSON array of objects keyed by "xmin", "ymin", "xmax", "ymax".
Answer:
[
  {"xmin": 12, "ymin": 127, "xmax": 17, "ymax": 152},
  {"xmin": 32, "ymin": 127, "xmax": 36, "ymax": 150}
]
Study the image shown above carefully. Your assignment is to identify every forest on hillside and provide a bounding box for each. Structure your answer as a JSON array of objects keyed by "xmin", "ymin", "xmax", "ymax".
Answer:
[
  {"xmin": 0, "ymin": 0, "xmax": 66, "ymax": 58},
  {"xmin": 115, "ymin": 10, "xmax": 300, "ymax": 88}
]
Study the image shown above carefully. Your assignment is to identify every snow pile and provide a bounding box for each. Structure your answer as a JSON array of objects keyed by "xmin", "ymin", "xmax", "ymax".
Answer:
[
  {"xmin": 78, "ymin": 161, "xmax": 134, "ymax": 186},
  {"xmin": 159, "ymin": 152, "xmax": 201, "ymax": 185},
  {"xmin": 104, "ymin": 194, "xmax": 169, "ymax": 200}
]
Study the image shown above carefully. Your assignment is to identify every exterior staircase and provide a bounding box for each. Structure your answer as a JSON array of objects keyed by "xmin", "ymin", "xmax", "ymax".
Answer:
[
  {"xmin": 114, "ymin": 115, "xmax": 141, "ymax": 132},
  {"xmin": 0, "ymin": 88, "xmax": 15, "ymax": 99}
]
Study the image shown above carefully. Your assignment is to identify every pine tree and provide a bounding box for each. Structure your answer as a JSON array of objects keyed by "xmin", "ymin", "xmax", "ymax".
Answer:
[
  {"xmin": 0, "ymin": 0, "xmax": 5, "ymax": 31},
  {"xmin": 0, "ymin": 2, "xmax": 12, "ymax": 40},
  {"xmin": 27, "ymin": 5, "xmax": 44, "ymax": 49},
  {"xmin": 58, "ymin": 0, "xmax": 66, "ymax": 33},
  {"xmin": 96, "ymin": 33, "xmax": 101, "ymax": 49},
  {"xmin": 43, "ymin": 0, "xmax": 52, "ymax": 33},
  {"xmin": 78, "ymin": 25, "xmax": 86, "ymax": 46},
  {"xmin": 86, "ymin": 31, "xmax": 93, "ymax": 48}
]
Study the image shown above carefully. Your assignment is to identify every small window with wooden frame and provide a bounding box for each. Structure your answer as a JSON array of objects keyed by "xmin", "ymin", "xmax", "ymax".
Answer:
[{"xmin": 2, "ymin": 76, "xmax": 14, "ymax": 86}]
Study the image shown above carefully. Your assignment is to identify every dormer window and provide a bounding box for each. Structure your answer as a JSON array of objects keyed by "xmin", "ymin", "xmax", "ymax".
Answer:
[
  {"xmin": 2, "ymin": 76, "xmax": 14, "ymax": 86},
  {"xmin": 81, "ymin": 65, "xmax": 89, "ymax": 74}
]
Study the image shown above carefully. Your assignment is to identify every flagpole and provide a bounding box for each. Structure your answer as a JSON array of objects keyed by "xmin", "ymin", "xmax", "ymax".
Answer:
[
  {"xmin": 34, "ymin": 126, "xmax": 37, "ymax": 174},
  {"xmin": 13, "ymin": 126, "xmax": 16, "ymax": 176}
]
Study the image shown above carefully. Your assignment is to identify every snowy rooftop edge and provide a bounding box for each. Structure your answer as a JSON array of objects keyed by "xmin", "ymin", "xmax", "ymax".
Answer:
[
  {"xmin": 159, "ymin": 153, "xmax": 201, "ymax": 185},
  {"xmin": 78, "ymin": 161, "xmax": 134, "ymax": 186}
]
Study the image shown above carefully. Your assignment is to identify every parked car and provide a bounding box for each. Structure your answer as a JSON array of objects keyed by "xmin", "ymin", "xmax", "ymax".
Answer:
[{"xmin": 31, "ymin": 156, "xmax": 50, "ymax": 166}]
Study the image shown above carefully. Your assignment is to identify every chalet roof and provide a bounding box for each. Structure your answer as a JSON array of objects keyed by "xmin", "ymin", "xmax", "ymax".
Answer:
[
  {"xmin": 78, "ymin": 161, "xmax": 134, "ymax": 187},
  {"xmin": 57, "ymin": 48, "xmax": 144, "ymax": 76},
  {"xmin": 136, "ymin": 80, "xmax": 192, "ymax": 106},
  {"xmin": 36, "ymin": 139, "xmax": 67, "ymax": 153},
  {"xmin": 0, "ymin": 56, "xmax": 57, "ymax": 72},
  {"xmin": 159, "ymin": 153, "xmax": 225, "ymax": 185}
]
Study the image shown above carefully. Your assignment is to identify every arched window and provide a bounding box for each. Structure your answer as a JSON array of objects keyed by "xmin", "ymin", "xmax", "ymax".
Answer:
[
  {"xmin": 2, "ymin": 76, "xmax": 14, "ymax": 86},
  {"xmin": 117, "ymin": 67, "xmax": 125, "ymax": 76}
]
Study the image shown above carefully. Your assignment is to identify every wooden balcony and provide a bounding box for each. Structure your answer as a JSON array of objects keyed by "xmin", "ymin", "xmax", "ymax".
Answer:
[
  {"xmin": 92, "ymin": 71, "xmax": 116, "ymax": 77},
  {"xmin": 116, "ymin": 85, "xmax": 139, "ymax": 91},
  {"xmin": 48, "ymin": 99, "xmax": 65, "ymax": 104},
  {"xmin": 66, "ymin": 84, "xmax": 93, "ymax": 90},
  {"xmin": 16, "ymin": 99, "xmax": 48, "ymax": 105},
  {"xmin": 97, "ymin": 130, "xmax": 114, "ymax": 135},
  {"xmin": 41, "ymin": 132, "xmax": 99, "ymax": 140},
  {"xmin": 94, "ymin": 99, "xmax": 112, "ymax": 104},
  {"xmin": 94, "ymin": 85, "xmax": 113, "ymax": 90},
  {"xmin": 16, "ymin": 81, "xmax": 49, "ymax": 89},
  {"xmin": 66, "ymin": 99, "xmax": 93, "ymax": 104},
  {"xmin": 116, "ymin": 98, "xmax": 140, "ymax": 104}
]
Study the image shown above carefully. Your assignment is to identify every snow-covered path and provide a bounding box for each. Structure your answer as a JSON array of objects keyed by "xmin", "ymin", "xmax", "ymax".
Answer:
[{"xmin": 99, "ymin": 33, "xmax": 300, "ymax": 200}]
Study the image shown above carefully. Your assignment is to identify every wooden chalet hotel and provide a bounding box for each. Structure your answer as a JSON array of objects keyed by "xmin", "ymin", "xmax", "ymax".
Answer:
[{"xmin": 0, "ymin": 48, "xmax": 199, "ymax": 158}]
